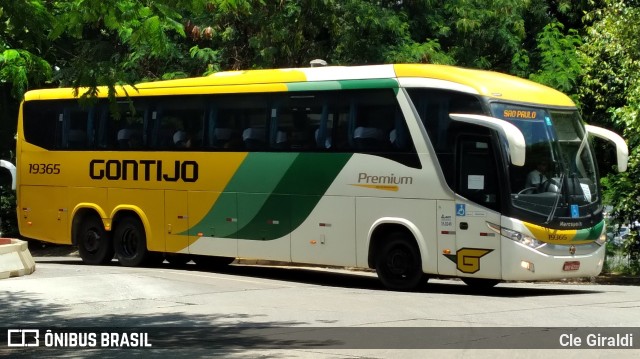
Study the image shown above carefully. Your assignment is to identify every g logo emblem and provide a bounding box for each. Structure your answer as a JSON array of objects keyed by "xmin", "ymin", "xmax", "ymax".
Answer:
[{"xmin": 444, "ymin": 248, "xmax": 494, "ymax": 274}]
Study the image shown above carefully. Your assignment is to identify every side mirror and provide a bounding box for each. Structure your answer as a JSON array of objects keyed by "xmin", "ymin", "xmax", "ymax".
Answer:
[
  {"xmin": 0, "ymin": 160, "xmax": 16, "ymax": 190},
  {"xmin": 450, "ymin": 113, "xmax": 526, "ymax": 166},
  {"xmin": 585, "ymin": 125, "xmax": 628, "ymax": 172}
]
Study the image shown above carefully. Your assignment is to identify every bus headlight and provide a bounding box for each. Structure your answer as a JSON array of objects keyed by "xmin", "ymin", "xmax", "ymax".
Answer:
[
  {"xmin": 488, "ymin": 223, "xmax": 544, "ymax": 249},
  {"xmin": 502, "ymin": 228, "xmax": 544, "ymax": 249},
  {"xmin": 595, "ymin": 232, "xmax": 607, "ymax": 246}
]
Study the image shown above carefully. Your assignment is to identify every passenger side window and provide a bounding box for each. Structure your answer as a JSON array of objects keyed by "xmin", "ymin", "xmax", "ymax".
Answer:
[
  {"xmin": 109, "ymin": 102, "xmax": 148, "ymax": 150},
  {"xmin": 155, "ymin": 98, "xmax": 205, "ymax": 150},
  {"xmin": 271, "ymin": 94, "xmax": 330, "ymax": 151},
  {"xmin": 208, "ymin": 109, "xmax": 243, "ymax": 150},
  {"xmin": 407, "ymin": 89, "xmax": 484, "ymax": 187},
  {"xmin": 22, "ymin": 101, "xmax": 101, "ymax": 150},
  {"xmin": 22, "ymin": 89, "xmax": 417, "ymax": 168}
]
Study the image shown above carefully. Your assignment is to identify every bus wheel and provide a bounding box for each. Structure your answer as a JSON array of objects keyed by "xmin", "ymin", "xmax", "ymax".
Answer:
[
  {"xmin": 113, "ymin": 217, "xmax": 148, "ymax": 267},
  {"xmin": 77, "ymin": 216, "xmax": 114, "ymax": 265},
  {"xmin": 193, "ymin": 255, "xmax": 235, "ymax": 270},
  {"xmin": 375, "ymin": 233, "xmax": 423, "ymax": 291},
  {"xmin": 461, "ymin": 278, "xmax": 500, "ymax": 289}
]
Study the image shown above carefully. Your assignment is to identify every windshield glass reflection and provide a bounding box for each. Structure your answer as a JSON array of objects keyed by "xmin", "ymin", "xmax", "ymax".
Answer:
[{"xmin": 491, "ymin": 103, "xmax": 599, "ymax": 219}]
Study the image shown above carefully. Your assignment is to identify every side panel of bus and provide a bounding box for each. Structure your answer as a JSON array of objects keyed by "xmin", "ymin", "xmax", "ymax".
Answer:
[
  {"xmin": 236, "ymin": 193, "xmax": 291, "ymax": 261},
  {"xmin": 290, "ymin": 195, "xmax": 356, "ymax": 266},
  {"xmin": 20, "ymin": 185, "xmax": 69, "ymax": 244},
  {"xmin": 164, "ymin": 190, "xmax": 189, "ymax": 253},
  {"xmin": 187, "ymin": 191, "xmax": 238, "ymax": 257}
]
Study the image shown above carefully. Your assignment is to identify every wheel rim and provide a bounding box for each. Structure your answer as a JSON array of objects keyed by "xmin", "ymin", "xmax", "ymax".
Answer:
[
  {"xmin": 83, "ymin": 229, "xmax": 101, "ymax": 254},
  {"xmin": 385, "ymin": 245, "xmax": 414, "ymax": 278},
  {"xmin": 120, "ymin": 227, "xmax": 139, "ymax": 258}
]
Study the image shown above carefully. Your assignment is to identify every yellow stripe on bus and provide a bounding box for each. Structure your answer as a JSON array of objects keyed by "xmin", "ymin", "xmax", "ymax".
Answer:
[{"xmin": 523, "ymin": 222, "xmax": 590, "ymax": 245}]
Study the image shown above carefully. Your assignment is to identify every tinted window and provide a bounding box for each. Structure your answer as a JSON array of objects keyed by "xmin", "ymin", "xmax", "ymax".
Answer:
[
  {"xmin": 407, "ymin": 89, "xmax": 484, "ymax": 186},
  {"xmin": 22, "ymin": 89, "xmax": 418, "ymax": 166}
]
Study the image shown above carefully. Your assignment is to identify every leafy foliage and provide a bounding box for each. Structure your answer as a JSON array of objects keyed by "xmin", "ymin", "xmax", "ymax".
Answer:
[
  {"xmin": 529, "ymin": 22, "xmax": 583, "ymax": 98},
  {"xmin": 0, "ymin": 50, "xmax": 51, "ymax": 98},
  {"xmin": 0, "ymin": 1, "xmax": 53, "ymax": 97},
  {"xmin": 579, "ymin": 1, "xmax": 640, "ymax": 261},
  {"xmin": 0, "ymin": 184, "xmax": 18, "ymax": 237}
]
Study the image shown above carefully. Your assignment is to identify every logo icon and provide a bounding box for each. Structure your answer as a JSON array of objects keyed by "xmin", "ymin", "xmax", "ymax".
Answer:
[
  {"xmin": 7, "ymin": 329, "xmax": 40, "ymax": 347},
  {"xmin": 444, "ymin": 248, "xmax": 493, "ymax": 274},
  {"xmin": 456, "ymin": 204, "xmax": 466, "ymax": 216}
]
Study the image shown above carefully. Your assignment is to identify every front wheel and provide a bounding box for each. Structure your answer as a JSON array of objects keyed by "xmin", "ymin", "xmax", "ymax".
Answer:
[
  {"xmin": 374, "ymin": 233, "xmax": 423, "ymax": 291},
  {"xmin": 113, "ymin": 217, "xmax": 149, "ymax": 267},
  {"xmin": 77, "ymin": 215, "xmax": 114, "ymax": 265}
]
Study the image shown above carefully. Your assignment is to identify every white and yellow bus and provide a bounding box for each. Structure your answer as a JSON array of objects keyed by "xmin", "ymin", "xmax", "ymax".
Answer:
[{"xmin": 16, "ymin": 64, "xmax": 628, "ymax": 290}]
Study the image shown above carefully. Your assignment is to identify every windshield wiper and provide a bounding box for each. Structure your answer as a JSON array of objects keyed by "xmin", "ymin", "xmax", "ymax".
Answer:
[{"xmin": 545, "ymin": 172, "xmax": 566, "ymax": 225}]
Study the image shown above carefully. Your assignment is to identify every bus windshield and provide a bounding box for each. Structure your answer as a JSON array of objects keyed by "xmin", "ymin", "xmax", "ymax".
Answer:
[{"xmin": 491, "ymin": 103, "xmax": 599, "ymax": 220}]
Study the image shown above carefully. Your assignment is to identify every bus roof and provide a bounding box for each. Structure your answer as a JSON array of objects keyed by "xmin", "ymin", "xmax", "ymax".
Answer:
[{"xmin": 23, "ymin": 64, "xmax": 575, "ymax": 107}]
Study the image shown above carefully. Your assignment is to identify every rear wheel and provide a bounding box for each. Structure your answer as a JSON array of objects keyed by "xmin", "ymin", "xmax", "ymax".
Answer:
[
  {"xmin": 374, "ymin": 232, "xmax": 423, "ymax": 291},
  {"xmin": 113, "ymin": 216, "xmax": 149, "ymax": 267},
  {"xmin": 77, "ymin": 215, "xmax": 114, "ymax": 265}
]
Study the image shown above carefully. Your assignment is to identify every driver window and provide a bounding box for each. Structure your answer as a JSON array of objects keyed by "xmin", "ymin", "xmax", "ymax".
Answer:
[{"xmin": 457, "ymin": 135, "xmax": 500, "ymax": 211}]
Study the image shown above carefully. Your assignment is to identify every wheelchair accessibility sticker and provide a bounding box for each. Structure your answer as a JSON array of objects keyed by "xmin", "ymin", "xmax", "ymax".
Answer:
[
  {"xmin": 456, "ymin": 204, "xmax": 466, "ymax": 216},
  {"xmin": 570, "ymin": 204, "xmax": 579, "ymax": 218}
]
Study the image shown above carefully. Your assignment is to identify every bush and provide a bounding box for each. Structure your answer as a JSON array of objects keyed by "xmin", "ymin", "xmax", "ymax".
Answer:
[
  {"xmin": 0, "ymin": 185, "xmax": 18, "ymax": 237},
  {"xmin": 622, "ymin": 231, "xmax": 640, "ymax": 275}
]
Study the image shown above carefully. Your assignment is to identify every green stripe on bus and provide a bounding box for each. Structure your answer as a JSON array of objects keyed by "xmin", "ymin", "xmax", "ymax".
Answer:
[
  {"xmin": 233, "ymin": 153, "xmax": 352, "ymax": 240},
  {"xmin": 279, "ymin": 153, "xmax": 352, "ymax": 232},
  {"xmin": 286, "ymin": 79, "xmax": 398, "ymax": 92},
  {"xmin": 338, "ymin": 78, "xmax": 398, "ymax": 90},
  {"xmin": 187, "ymin": 153, "xmax": 297, "ymax": 238},
  {"xmin": 286, "ymin": 81, "xmax": 342, "ymax": 91},
  {"xmin": 188, "ymin": 152, "xmax": 352, "ymax": 240},
  {"xmin": 225, "ymin": 153, "xmax": 298, "ymax": 193},
  {"xmin": 573, "ymin": 220, "xmax": 605, "ymax": 241}
]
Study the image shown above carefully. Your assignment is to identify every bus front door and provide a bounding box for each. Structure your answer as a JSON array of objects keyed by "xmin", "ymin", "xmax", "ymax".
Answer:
[{"xmin": 452, "ymin": 135, "xmax": 502, "ymax": 280}]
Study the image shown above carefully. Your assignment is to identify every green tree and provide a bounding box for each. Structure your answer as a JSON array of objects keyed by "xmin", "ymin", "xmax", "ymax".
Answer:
[
  {"xmin": 0, "ymin": 1, "xmax": 53, "ymax": 159},
  {"xmin": 579, "ymin": 1, "xmax": 640, "ymax": 264},
  {"xmin": 0, "ymin": 1, "xmax": 55, "ymax": 236},
  {"xmin": 528, "ymin": 22, "xmax": 583, "ymax": 99}
]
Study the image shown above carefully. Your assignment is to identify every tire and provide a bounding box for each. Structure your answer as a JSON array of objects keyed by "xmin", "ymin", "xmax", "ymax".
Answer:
[
  {"xmin": 461, "ymin": 277, "xmax": 500, "ymax": 289},
  {"xmin": 77, "ymin": 215, "xmax": 114, "ymax": 265},
  {"xmin": 113, "ymin": 216, "xmax": 149, "ymax": 267},
  {"xmin": 374, "ymin": 233, "xmax": 423, "ymax": 291},
  {"xmin": 193, "ymin": 255, "xmax": 235, "ymax": 270}
]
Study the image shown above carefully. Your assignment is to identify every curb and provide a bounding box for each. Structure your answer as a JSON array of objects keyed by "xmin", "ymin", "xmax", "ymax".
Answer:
[{"xmin": 0, "ymin": 238, "xmax": 36, "ymax": 279}]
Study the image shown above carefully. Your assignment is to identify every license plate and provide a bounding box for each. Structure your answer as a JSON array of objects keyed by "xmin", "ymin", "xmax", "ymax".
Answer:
[{"xmin": 563, "ymin": 261, "xmax": 580, "ymax": 271}]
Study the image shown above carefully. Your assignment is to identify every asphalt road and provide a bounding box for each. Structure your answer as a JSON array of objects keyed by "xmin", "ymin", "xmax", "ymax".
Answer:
[{"xmin": 1, "ymin": 255, "xmax": 639, "ymax": 358}]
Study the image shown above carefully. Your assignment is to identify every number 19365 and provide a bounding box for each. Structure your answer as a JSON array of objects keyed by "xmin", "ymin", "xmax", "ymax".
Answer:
[{"xmin": 28, "ymin": 163, "xmax": 61, "ymax": 174}]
